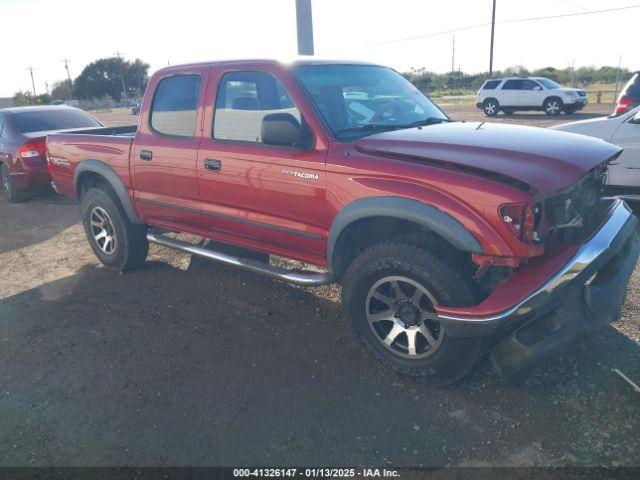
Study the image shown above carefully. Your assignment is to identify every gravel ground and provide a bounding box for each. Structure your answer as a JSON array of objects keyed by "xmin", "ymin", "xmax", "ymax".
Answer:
[{"xmin": 0, "ymin": 103, "xmax": 639, "ymax": 467}]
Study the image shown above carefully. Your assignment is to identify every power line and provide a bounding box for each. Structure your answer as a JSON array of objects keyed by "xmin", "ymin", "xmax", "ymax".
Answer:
[
  {"xmin": 370, "ymin": 4, "xmax": 640, "ymax": 46},
  {"xmin": 502, "ymin": 4, "xmax": 640, "ymax": 23}
]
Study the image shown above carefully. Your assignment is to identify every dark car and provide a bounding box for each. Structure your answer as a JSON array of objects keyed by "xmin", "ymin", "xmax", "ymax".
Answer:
[
  {"xmin": 614, "ymin": 71, "xmax": 640, "ymax": 115},
  {"xmin": 0, "ymin": 105, "xmax": 102, "ymax": 202}
]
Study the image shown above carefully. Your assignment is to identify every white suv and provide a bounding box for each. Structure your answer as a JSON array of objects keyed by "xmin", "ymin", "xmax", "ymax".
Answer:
[{"xmin": 476, "ymin": 77, "xmax": 588, "ymax": 117}]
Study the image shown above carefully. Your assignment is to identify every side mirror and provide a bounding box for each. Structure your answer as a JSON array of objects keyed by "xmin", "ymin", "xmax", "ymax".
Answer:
[
  {"xmin": 534, "ymin": 86, "xmax": 542, "ymax": 91},
  {"xmin": 261, "ymin": 113, "xmax": 311, "ymax": 149}
]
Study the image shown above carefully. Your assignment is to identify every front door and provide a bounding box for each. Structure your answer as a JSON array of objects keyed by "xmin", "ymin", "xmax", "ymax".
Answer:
[
  {"xmin": 608, "ymin": 111, "xmax": 640, "ymax": 188},
  {"xmin": 132, "ymin": 69, "xmax": 209, "ymax": 230},
  {"xmin": 195, "ymin": 67, "xmax": 328, "ymax": 264},
  {"xmin": 518, "ymin": 79, "xmax": 544, "ymax": 107}
]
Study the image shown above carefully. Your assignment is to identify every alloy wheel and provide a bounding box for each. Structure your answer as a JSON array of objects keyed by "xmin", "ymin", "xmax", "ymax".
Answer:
[
  {"xmin": 90, "ymin": 206, "xmax": 117, "ymax": 255},
  {"xmin": 484, "ymin": 101, "xmax": 497, "ymax": 115},
  {"xmin": 366, "ymin": 276, "xmax": 444, "ymax": 359},
  {"xmin": 1, "ymin": 166, "xmax": 10, "ymax": 196},
  {"xmin": 546, "ymin": 100, "xmax": 561, "ymax": 115}
]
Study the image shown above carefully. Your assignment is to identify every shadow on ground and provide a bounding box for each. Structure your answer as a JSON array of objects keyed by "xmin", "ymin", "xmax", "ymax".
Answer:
[
  {"xmin": 0, "ymin": 192, "xmax": 78, "ymax": 254},
  {"xmin": 1, "ymin": 254, "xmax": 639, "ymax": 467}
]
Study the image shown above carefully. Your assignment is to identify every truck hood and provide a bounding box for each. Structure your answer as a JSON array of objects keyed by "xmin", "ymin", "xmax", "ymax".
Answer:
[{"xmin": 353, "ymin": 121, "xmax": 621, "ymax": 194}]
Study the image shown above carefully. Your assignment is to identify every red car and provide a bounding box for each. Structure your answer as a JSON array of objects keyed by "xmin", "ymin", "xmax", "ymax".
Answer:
[
  {"xmin": 46, "ymin": 59, "xmax": 639, "ymax": 383},
  {"xmin": 0, "ymin": 106, "xmax": 102, "ymax": 202}
]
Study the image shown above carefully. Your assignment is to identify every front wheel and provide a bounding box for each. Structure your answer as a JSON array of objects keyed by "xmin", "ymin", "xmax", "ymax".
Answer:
[
  {"xmin": 80, "ymin": 187, "xmax": 149, "ymax": 271},
  {"xmin": 544, "ymin": 98, "xmax": 563, "ymax": 115},
  {"xmin": 342, "ymin": 239, "xmax": 484, "ymax": 385}
]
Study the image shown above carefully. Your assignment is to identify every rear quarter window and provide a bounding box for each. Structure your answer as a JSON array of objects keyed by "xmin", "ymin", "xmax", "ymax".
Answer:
[
  {"xmin": 149, "ymin": 74, "xmax": 203, "ymax": 138},
  {"xmin": 482, "ymin": 80, "xmax": 501, "ymax": 90}
]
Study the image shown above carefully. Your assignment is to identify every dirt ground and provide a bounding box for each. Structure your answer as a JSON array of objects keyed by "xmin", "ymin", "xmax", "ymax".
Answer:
[{"xmin": 1, "ymin": 103, "xmax": 639, "ymax": 467}]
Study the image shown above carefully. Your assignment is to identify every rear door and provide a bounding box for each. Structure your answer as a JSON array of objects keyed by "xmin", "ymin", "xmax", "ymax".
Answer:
[
  {"xmin": 195, "ymin": 66, "xmax": 328, "ymax": 264},
  {"xmin": 132, "ymin": 68, "xmax": 209, "ymax": 229},
  {"xmin": 608, "ymin": 110, "xmax": 640, "ymax": 187},
  {"xmin": 499, "ymin": 79, "xmax": 522, "ymax": 107}
]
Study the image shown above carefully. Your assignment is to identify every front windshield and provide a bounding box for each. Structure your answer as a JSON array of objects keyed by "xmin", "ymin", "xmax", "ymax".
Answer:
[
  {"xmin": 536, "ymin": 78, "xmax": 561, "ymax": 90},
  {"xmin": 294, "ymin": 65, "xmax": 449, "ymax": 139}
]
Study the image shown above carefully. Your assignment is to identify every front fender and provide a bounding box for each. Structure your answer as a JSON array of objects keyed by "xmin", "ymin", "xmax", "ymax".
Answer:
[{"xmin": 327, "ymin": 196, "xmax": 484, "ymax": 274}]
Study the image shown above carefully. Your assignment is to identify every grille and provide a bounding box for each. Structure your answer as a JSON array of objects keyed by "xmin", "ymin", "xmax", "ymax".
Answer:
[{"xmin": 544, "ymin": 163, "xmax": 606, "ymax": 244}]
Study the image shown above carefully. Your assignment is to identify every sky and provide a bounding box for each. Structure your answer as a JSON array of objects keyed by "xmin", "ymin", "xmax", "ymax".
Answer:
[{"xmin": 0, "ymin": 0, "xmax": 637, "ymax": 97}]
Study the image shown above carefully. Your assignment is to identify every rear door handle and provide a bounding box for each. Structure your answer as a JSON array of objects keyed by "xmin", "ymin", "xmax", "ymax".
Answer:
[
  {"xmin": 140, "ymin": 150, "xmax": 153, "ymax": 161},
  {"xmin": 204, "ymin": 158, "xmax": 222, "ymax": 172}
]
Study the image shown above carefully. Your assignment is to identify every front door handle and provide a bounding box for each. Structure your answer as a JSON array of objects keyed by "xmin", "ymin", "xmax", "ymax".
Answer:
[
  {"xmin": 204, "ymin": 158, "xmax": 222, "ymax": 172},
  {"xmin": 140, "ymin": 150, "xmax": 153, "ymax": 161}
]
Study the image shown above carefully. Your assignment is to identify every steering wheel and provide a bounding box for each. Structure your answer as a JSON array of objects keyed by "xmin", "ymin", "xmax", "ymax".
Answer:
[{"xmin": 370, "ymin": 101, "xmax": 399, "ymax": 123}]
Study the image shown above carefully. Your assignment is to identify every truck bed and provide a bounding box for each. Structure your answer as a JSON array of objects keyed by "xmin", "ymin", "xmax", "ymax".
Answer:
[{"xmin": 47, "ymin": 127, "xmax": 136, "ymax": 199}]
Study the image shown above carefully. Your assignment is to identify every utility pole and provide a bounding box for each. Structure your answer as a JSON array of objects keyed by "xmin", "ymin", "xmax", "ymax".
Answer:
[
  {"xmin": 27, "ymin": 66, "xmax": 37, "ymax": 102},
  {"xmin": 450, "ymin": 36, "xmax": 456, "ymax": 94},
  {"xmin": 295, "ymin": 0, "xmax": 314, "ymax": 55},
  {"xmin": 613, "ymin": 55, "xmax": 623, "ymax": 104},
  {"xmin": 62, "ymin": 58, "xmax": 74, "ymax": 95},
  {"xmin": 489, "ymin": 0, "xmax": 497, "ymax": 77},
  {"xmin": 113, "ymin": 51, "xmax": 128, "ymax": 102}
]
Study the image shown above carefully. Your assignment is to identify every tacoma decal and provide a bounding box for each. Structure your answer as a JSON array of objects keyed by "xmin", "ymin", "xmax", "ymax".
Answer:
[{"xmin": 282, "ymin": 169, "xmax": 319, "ymax": 180}]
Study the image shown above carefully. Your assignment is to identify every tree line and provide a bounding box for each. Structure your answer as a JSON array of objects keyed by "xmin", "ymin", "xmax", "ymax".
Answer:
[
  {"xmin": 13, "ymin": 57, "xmax": 150, "ymax": 106},
  {"xmin": 403, "ymin": 65, "xmax": 634, "ymax": 93}
]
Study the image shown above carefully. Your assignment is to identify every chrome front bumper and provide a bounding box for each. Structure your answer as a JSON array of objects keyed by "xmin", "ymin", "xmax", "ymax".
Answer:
[{"xmin": 440, "ymin": 198, "xmax": 638, "ymax": 329}]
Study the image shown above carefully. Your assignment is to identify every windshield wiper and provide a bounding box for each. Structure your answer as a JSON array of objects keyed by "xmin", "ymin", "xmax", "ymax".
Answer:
[{"xmin": 335, "ymin": 117, "xmax": 451, "ymax": 136}]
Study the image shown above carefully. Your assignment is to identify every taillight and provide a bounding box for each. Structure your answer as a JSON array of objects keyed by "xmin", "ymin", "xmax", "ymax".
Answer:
[
  {"xmin": 500, "ymin": 203, "xmax": 540, "ymax": 244},
  {"xmin": 17, "ymin": 140, "xmax": 46, "ymax": 160},
  {"xmin": 615, "ymin": 96, "xmax": 633, "ymax": 115}
]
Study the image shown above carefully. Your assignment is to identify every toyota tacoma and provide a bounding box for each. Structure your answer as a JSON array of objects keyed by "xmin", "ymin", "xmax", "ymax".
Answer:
[{"xmin": 46, "ymin": 59, "xmax": 639, "ymax": 384}]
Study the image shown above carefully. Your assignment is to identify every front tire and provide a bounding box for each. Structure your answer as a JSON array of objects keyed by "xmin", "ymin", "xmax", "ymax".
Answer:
[
  {"xmin": 483, "ymin": 98, "xmax": 499, "ymax": 117},
  {"xmin": 342, "ymin": 239, "xmax": 484, "ymax": 385},
  {"xmin": 1, "ymin": 162, "xmax": 27, "ymax": 203},
  {"xmin": 80, "ymin": 187, "xmax": 149, "ymax": 271},
  {"xmin": 544, "ymin": 97, "xmax": 563, "ymax": 115}
]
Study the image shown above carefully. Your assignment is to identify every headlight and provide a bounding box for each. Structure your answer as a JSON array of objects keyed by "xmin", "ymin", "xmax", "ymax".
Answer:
[{"xmin": 565, "ymin": 91, "xmax": 578, "ymax": 98}]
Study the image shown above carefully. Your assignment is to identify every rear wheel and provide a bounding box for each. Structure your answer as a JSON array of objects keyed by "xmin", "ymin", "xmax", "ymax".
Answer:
[
  {"xmin": 1, "ymin": 162, "xmax": 27, "ymax": 203},
  {"xmin": 544, "ymin": 97, "xmax": 563, "ymax": 115},
  {"xmin": 483, "ymin": 98, "xmax": 499, "ymax": 117},
  {"xmin": 80, "ymin": 187, "xmax": 149, "ymax": 271},
  {"xmin": 342, "ymin": 239, "xmax": 484, "ymax": 385}
]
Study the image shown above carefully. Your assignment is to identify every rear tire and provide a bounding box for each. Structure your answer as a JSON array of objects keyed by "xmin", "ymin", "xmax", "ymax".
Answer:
[
  {"xmin": 1, "ymin": 162, "xmax": 28, "ymax": 203},
  {"xmin": 80, "ymin": 187, "xmax": 148, "ymax": 271},
  {"xmin": 483, "ymin": 98, "xmax": 499, "ymax": 117},
  {"xmin": 342, "ymin": 238, "xmax": 484, "ymax": 385}
]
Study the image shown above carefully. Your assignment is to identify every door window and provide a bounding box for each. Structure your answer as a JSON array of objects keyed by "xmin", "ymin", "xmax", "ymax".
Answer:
[
  {"xmin": 502, "ymin": 80, "xmax": 523, "ymax": 90},
  {"xmin": 149, "ymin": 74, "xmax": 203, "ymax": 138},
  {"xmin": 521, "ymin": 80, "xmax": 540, "ymax": 90},
  {"xmin": 213, "ymin": 71, "xmax": 301, "ymax": 143}
]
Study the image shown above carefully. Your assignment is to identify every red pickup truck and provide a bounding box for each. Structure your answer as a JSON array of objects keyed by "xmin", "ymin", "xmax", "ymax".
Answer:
[{"xmin": 47, "ymin": 59, "xmax": 640, "ymax": 384}]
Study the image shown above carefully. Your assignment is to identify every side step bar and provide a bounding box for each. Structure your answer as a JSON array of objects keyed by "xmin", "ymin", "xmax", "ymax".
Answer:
[{"xmin": 147, "ymin": 232, "xmax": 335, "ymax": 286}]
